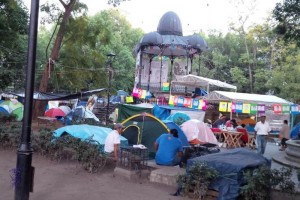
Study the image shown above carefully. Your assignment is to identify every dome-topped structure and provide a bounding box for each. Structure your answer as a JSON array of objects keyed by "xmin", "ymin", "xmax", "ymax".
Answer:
[{"xmin": 157, "ymin": 11, "xmax": 183, "ymax": 36}]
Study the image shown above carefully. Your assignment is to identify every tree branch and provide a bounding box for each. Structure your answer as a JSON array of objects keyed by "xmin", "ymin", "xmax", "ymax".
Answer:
[{"xmin": 59, "ymin": 0, "xmax": 67, "ymax": 8}]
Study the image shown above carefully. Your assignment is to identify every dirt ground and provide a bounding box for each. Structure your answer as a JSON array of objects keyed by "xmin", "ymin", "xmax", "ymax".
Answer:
[{"xmin": 0, "ymin": 149, "xmax": 182, "ymax": 200}]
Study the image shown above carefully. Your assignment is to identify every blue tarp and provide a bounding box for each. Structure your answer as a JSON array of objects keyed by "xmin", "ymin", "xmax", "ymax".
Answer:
[
  {"xmin": 166, "ymin": 112, "xmax": 191, "ymax": 124},
  {"xmin": 291, "ymin": 122, "xmax": 300, "ymax": 139},
  {"xmin": 153, "ymin": 104, "xmax": 203, "ymax": 120},
  {"xmin": 53, "ymin": 124, "xmax": 128, "ymax": 147},
  {"xmin": 162, "ymin": 120, "xmax": 190, "ymax": 147},
  {"xmin": 187, "ymin": 148, "xmax": 270, "ymax": 200}
]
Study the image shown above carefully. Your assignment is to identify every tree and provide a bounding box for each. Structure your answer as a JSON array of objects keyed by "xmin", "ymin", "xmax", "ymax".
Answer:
[
  {"xmin": 273, "ymin": 0, "xmax": 300, "ymax": 47},
  {"xmin": 33, "ymin": 0, "xmax": 129, "ymax": 118},
  {"xmin": 53, "ymin": 9, "xmax": 143, "ymax": 93},
  {"xmin": 0, "ymin": 0, "xmax": 29, "ymax": 90}
]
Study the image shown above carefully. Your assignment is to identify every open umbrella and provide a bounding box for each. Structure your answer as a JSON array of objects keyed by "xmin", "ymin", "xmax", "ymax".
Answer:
[
  {"xmin": 45, "ymin": 108, "xmax": 66, "ymax": 118},
  {"xmin": 59, "ymin": 105, "xmax": 71, "ymax": 115}
]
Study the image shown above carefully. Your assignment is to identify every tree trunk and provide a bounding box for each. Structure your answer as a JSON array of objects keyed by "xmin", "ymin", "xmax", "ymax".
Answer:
[{"xmin": 33, "ymin": 0, "xmax": 76, "ymax": 119}]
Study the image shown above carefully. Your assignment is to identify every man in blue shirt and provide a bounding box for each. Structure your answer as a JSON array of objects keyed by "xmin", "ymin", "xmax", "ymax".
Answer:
[{"xmin": 154, "ymin": 129, "xmax": 183, "ymax": 166}]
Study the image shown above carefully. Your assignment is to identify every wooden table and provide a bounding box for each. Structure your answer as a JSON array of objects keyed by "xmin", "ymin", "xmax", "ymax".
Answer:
[
  {"xmin": 37, "ymin": 116, "xmax": 57, "ymax": 127},
  {"xmin": 221, "ymin": 131, "xmax": 244, "ymax": 148}
]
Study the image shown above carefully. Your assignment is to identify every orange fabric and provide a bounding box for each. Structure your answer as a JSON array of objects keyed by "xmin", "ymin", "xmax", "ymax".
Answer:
[
  {"xmin": 189, "ymin": 138, "xmax": 207, "ymax": 145},
  {"xmin": 237, "ymin": 128, "xmax": 249, "ymax": 144}
]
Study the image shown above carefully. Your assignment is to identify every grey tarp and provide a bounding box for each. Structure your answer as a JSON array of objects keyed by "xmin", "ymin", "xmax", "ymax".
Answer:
[
  {"xmin": 186, "ymin": 148, "xmax": 271, "ymax": 200},
  {"xmin": 8, "ymin": 88, "xmax": 106, "ymax": 101}
]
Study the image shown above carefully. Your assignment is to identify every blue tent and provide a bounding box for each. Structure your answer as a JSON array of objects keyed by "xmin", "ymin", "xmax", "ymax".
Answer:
[
  {"xmin": 290, "ymin": 122, "xmax": 300, "ymax": 139},
  {"xmin": 162, "ymin": 120, "xmax": 190, "ymax": 147},
  {"xmin": 53, "ymin": 125, "xmax": 128, "ymax": 149},
  {"xmin": 0, "ymin": 106, "xmax": 9, "ymax": 116},
  {"xmin": 166, "ymin": 112, "xmax": 191, "ymax": 125}
]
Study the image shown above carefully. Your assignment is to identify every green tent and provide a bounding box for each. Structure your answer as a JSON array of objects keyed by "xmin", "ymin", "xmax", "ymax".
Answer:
[
  {"xmin": 117, "ymin": 104, "xmax": 152, "ymax": 122},
  {"xmin": 121, "ymin": 113, "xmax": 169, "ymax": 158}
]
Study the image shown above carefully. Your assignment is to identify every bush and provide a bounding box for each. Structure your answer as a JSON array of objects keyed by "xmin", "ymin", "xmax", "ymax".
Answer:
[
  {"xmin": 177, "ymin": 161, "xmax": 219, "ymax": 199},
  {"xmin": 240, "ymin": 165, "xmax": 295, "ymax": 200},
  {"xmin": 1, "ymin": 126, "xmax": 107, "ymax": 173}
]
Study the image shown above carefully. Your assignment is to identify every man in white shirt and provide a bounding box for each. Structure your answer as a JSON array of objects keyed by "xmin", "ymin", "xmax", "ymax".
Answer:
[
  {"xmin": 104, "ymin": 123, "xmax": 125, "ymax": 161},
  {"xmin": 254, "ymin": 115, "xmax": 271, "ymax": 154}
]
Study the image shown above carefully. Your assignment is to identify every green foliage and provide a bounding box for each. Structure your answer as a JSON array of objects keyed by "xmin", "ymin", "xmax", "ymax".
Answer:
[
  {"xmin": 240, "ymin": 165, "xmax": 295, "ymax": 200},
  {"xmin": 177, "ymin": 161, "xmax": 219, "ymax": 199},
  {"xmin": 1, "ymin": 126, "xmax": 107, "ymax": 173},
  {"xmin": 0, "ymin": 0, "xmax": 29, "ymax": 90},
  {"xmin": 53, "ymin": 9, "xmax": 143, "ymax": 93},
  {"xmin": 273, "ymin": 0, "xmax": 300, "ymax": 47}
]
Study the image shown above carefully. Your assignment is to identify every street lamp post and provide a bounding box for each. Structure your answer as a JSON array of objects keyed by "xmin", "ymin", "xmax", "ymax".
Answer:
[
  {"xmin": 15, "ymin": 1, "xmax": 40, "ymax": 200},
  {"xmin": 106, "ymin": 52, "xmax": 116, "ymax": 126}
]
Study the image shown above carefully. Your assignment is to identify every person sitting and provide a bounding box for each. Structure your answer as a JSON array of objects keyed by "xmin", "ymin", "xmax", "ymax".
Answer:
[
  {"xmin": 212, "ymin": 115, "xmax": 227, "ymax": 128},
  {"xmin": 154, "ymin": 129, "xmax": 183, "ymax": 166},
  {"xmin": 236, "ymin": 124, "xmax": 249, "ymax": 145},
  {"xmin": 279, "ymin": 120, "xmax": 290, "ymax": 151},
  {"xmin": 104, "ymin": 123, "xmax": 125, "ymax": 161},
  {"xmin": 225, "ymin": 119, "xmax": 238, "ymax": 130}
]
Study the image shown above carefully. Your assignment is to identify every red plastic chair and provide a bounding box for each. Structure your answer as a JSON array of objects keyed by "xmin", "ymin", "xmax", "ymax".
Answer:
[{"xmin": 236, "ymin": 128, "xmax": 249, "ymax": 144}]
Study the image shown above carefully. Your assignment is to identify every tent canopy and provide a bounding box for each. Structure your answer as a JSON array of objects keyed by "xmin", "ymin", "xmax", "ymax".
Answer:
[
  {"xmin": 121, "ymin": 113, "xmax": 169, "ymax": 158},
  {"xmin": 172, "ymin": 74, "xmax": 237, "ymax": 92},
  {"xmin": 206, "ymin": 90, "xmax": 292, "ymax": 105}
]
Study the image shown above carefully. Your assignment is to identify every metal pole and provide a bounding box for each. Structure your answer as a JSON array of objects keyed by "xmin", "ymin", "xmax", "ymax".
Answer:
[
  {"xmin": 106, "ymin": 52, "xmax": 115, "ymax": 126},
  {"xmin": 106, "ymin": 68, "xmax": 112, "ymax": 126},
  {"xmin": 15, "ymin": 0, "xmax": 40, "ymax": 199}
]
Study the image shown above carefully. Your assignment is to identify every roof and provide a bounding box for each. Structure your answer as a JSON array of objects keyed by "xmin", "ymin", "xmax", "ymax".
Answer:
[
  {"xmin": 206, "ymin": 91, "xmax": 292, "ymax": 105},
  {"xmin": 172, "ymin": 74, "xmax": 237, "ymax": 91}
]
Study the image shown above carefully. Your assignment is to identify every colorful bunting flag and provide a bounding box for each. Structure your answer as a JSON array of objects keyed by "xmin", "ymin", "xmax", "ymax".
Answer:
[
  {"xmin": 227, "ymin": 102, "xmax": 232, "ymax": 112},
  {"xmin": 173, "ymin": 96, "xmax": 178, "ymax": 106},
  {"xmin": 257, "ymin": 104, "xmax": 265, "ymax": 114},
  {"xmin": 177, "ymin": 96, "xmax": 184, "ymax": 107},
  {"xmin": 192, "ymin": 99, "xmax": 199, "ymax": 109},
  {"xmin": 168, "ymin": 95, "xmax": 174, "ymax": 106},
  {"xmin": 242, "ymin": 103, "xmax": 251, "ymax": 113},
  {"xmin": 183, "ymin": 98, "xmax": 192, "ymax": 108},
  {"xmin": 202, "ymin": 100, "xmax": 207, "ymax": 111},
  {"xmin": 235, "ymin": 102, "xmax": 243, "ymax": 113},
  {"xmin": 250, "ymin": 103, "xmax": 258, "ymax": 114},
  {"xmin": 162, "ymin": 82, "xmax": 170, "ymax": 91},
  {"xmin": 126, "ymin": 96, "xmax": 134, "ymax": 103},
  {"xmin": 291, "ymin": 104, "xmax": 299, "ymax": 114},
  {"xmin": 231, "ymin": 102, "xmax": 236, "ymax": 113},
  {"xmin": 273, "ymin": 104, "xmax": 282, "ymax": 114},
  {"xmin": 219, "ymin": 102, "xmax": 227, "ymax": 112},
  {"xmin": 282, "ymin": 104, "xmax": 290, "ymax": 113}
]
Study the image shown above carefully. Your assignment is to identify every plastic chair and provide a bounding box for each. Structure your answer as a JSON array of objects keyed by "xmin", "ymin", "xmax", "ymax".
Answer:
[{"xmin": 237, "ymin": 128, "xmax": 255, "ymax": 149}]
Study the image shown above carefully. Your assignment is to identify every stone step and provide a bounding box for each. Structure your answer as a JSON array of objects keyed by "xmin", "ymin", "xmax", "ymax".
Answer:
[{"xmin": 147, "ymin": 160, "xmax": 185, "ymax": 187}]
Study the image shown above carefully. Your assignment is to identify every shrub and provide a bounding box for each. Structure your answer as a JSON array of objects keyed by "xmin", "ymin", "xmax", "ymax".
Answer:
[
  {"xmin": 177, "ymin": 161, "xmax": 219, "ymax": 199},
  {"xmin": 240, "ymin": 165, "xmax": 295, "ymax": 200},
  {"xmin": 1, "ymin": 125, "xmax": 107, "ymax": 173}
]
